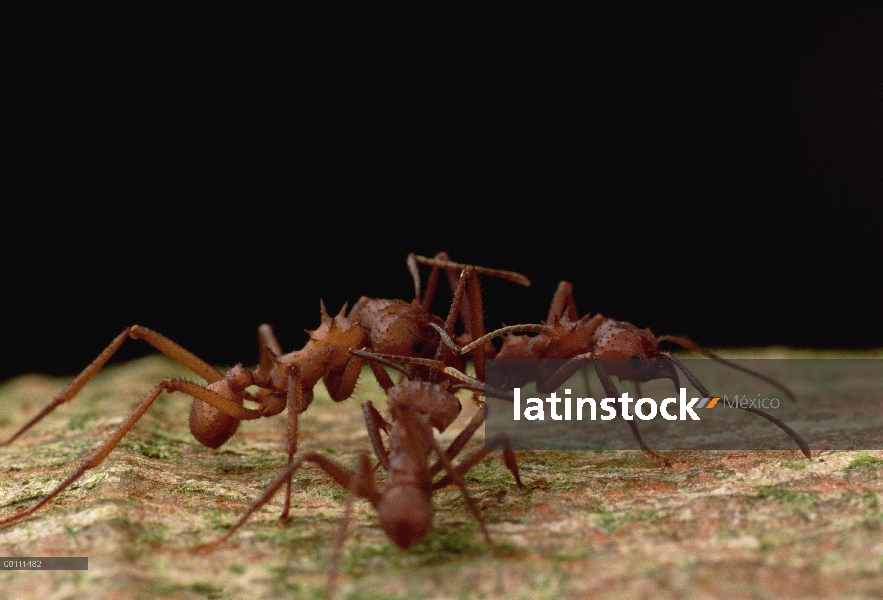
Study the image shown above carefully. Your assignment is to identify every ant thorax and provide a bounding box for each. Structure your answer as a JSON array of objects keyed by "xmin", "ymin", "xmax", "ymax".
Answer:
[{"xmin": 274, "ymin": 311, "xmax": 367, "ymax": 390}]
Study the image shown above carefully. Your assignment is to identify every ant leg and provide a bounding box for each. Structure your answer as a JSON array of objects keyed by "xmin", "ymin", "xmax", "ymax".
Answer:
[
  {"xmin": 327, "ymin": 453, "xmax": 372, "ymax": 598},
  {"xmin": 0, "ymin": 382, "xmax": 163, "ymax": 527},
  {"xmin": 197, "ymin": 451, "xmax": 380, "ymax": 550},
  {"xmin": 440, "ymin": 265, "xmax": 472, "ymax": 334},
  {"xmin": 592, "ymin": 360, "xmax": 671, "ymax": 468},
  {"xmin": 442, "ymin": 260, "xmax": 475, "ymax": 338},
  {"xmin": 171, "ymin": 379, "xmax": 261, "ymax": 421},
  {"xmin": 413, "ymin": 254, "xmax": 531, "ymax": 355},
  {"xmin": 428, "ymin": 402, "xmax": 522, "ymax": 488},
  {"xmin": 430, "ymin": 402, "xmax": 488, "ymax": 476},
  {"xmin": 348, "ymin": 349, "xmax": 412, "ymax": 386},
  {"xmin": 408, "ymin": 251, "xmax": 452, "ymax": 310},
  {"xmin": 127, "ymin": 326, "xmax": 225, "ymax": 383},
  {"xmin": 458, "ymin": 323, "xmax": 558, "ymax": 356},
  {"xmin": 437, "ymin": 266, "xmax": 488, "ymax": 378},
  {"xmin": 582, "ymin": 364, "xmax": 593, "ymax": 398},
  {"xmin": 0, "ymin": 377, "xmax": 259, "ymax": 528},
  {"xmin": 324, "ymin": 353, "xmax": 396, "ymax": 404},
  {"xmin": 258, "ymin": 324, "xmax": 283, "ymax": 369},
  {"xmin": 535, "ymin": 356, "xmax": 670, "ymax": 466},
  {"xmin": 432, "ymin": 433, "xmax": 522, "ymax": 490},
  {"xmin": 362, "ymin": 401, "xmax": 391, "ymax": 470},
  {"xmin": 536, "ymin": 356, "xmax": 588, "ymax": 394},
  {"xmin": 623, "ymin": 420, "xmax": 671, "ymax": 467},
  {"xmin": 1, "ymin": 325, "xmax": 225, "ymax": 446},
  {"xmin": 412, "ymin": 255, "xmax": 531, "ymax": 288},
  {"xmin": 280, "ymin": 373, "xmax": 310, "ymax": 521},
  {"xmin": 408, "ymin": 251, "xmax": 472, "ymax": 322},
  {"xmin": 444, "ymin": 263, "xmax": 526, "ymax": 377},
  {"xmin": 412, "ymin": 253, "xmax": 533, "ymax": 378},
  {"xmin": 323, "ymin": 357, "xmax": 366, "ymax": 402},
  {"xmin": 407, "ymin": 253, "xmax": 423, "ymax": 304},
  {"xmin": 367, "ymin": 360, "xmax": 395, "ymax": 391},
  {"xmin": 464, "ymin": 269, "xmax": 488, "ymax": 378},
  {"xmin": 657, "ymin": 335, "xmax": 797, "ymax": 403},
  {"xmin": 546, "ymin": 281, "xmax": 579, "ymax": 324}
]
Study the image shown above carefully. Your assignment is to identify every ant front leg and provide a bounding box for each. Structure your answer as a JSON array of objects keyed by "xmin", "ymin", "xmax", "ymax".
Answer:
[
  {"xmin": 591, "ymin": 359, "xmax": 671, "ymax": 468},
  {"xmin": 323, "ymin": 352, "xmax": 394, "ymax": 403},
  {"xmin": 279, "ymin": 359, "xmax": 393, "ymax": 521},
  {"xmin": 660, "ymin": 352, "xmax": 811, "ymax": 458},
  {"xmin": 1, "ymin": 325, "xmax": 225, "ymax": 446},
  {"xmin": 538, "ymin": 355, "xmax": 671, "ymax": 467},
  {"xmin": 429, "ymin": 401, "xmax": 523, "ymax": 488},
  {"xmin": 408, "ymin": 251, "xmax": 454, "ymax": 311},
  {"xmin": 198, "ymin": 451, "xmax": 380, "ymax": 551},
  {"xmin": 431, "ymin": 432, "xmax": 523, "ymax": 491},
  {"xmin": 412, "ymin": 254, "xmax": 531, "ymax": 380},
  {"xmin": 362, "ymin": 401, "xmax": 391, "ymax": 470},
  {"xmin": 409, "ymin": 253, "xmax": 481, "ymax": 365}
]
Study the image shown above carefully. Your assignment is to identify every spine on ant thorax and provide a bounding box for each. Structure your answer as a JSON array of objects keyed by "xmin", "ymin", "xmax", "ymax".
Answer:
[{"xmin": 271, "ymin": 306, "xmax": 369, "ymax": 390}]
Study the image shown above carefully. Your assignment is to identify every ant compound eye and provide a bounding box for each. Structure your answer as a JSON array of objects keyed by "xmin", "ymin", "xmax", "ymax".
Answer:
[
  {"xmin": 630, "ymin": 355, "xmax": 642, "ymax": 369},
  {"xmin": 412, "ymin": 341, "xmax": 424, "ymax": 354}
]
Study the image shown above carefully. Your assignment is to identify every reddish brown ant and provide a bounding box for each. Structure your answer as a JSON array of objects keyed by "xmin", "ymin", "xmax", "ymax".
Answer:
[
  {"xmin": 463, "ymin": 281, "xmax": 811, "ymax": 464},
  {"xmin": 197, "ymin": 350, "xmax": 520, "ymax": 595},
  {"xmin": 0, "ymin": 254, "xmax": 529, "ymax": 529}
]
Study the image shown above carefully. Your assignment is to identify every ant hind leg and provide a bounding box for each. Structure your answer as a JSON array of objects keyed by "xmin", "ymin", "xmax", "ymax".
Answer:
[{"xmin": 1, "ymin": 325, "xmax": 225, "ymax": 446}]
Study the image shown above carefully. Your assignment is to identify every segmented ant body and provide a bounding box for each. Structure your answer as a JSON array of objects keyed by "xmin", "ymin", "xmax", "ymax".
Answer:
[
  {"xmin": 209, "ymin": 351, "xmax": 509, "ymax": 548},
  {"xmin": 0, "ymin": 254, "xmax": 529, "ymax": 528},
  {"xmin": 201, "ymin": 351, "xmax": 520, "ymax": 595},
  {"xmin": 466, "ymin": 281, "xmax": 811, "ymax": 462}
]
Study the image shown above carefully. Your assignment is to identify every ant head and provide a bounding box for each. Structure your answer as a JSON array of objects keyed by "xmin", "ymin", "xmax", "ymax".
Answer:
[
  {"xmin": 378, "ymin": 486, "xmax": 433, "ymax": 549},
  {"xmin": 388, "ymin": 382, "xmax": 462, "ymax": 433},
  {"xmin": 368, "ymin": 301, "xmax": 442, "ymax": 358}
]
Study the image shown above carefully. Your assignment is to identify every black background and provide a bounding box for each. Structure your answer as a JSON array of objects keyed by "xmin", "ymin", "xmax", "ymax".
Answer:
[{"xmin": 3, "ymin": 7, "xmax": 881, "ymax": 382}]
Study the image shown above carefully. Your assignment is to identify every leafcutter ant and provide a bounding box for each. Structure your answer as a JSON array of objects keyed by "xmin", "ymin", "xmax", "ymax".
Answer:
[
  {"xmin": 0, "ymin": 254, "xmax": 529, "ymax": 529},
  {"xmin": 196, "ymin": 350, "xmax": 521, "ymax": 595},
  {"xmin": 462, "ymin": 281, "xmax": 811, "ymax": 464}
]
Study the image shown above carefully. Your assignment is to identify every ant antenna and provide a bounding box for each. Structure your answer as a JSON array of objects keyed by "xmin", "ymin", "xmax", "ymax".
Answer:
[
  {"xmin": 657, "ymin": 336, "xmax": 797, "ymax": 403},
  {"xmin": 459, "ymin": 324, "xmax": 557, "ymax": 354},
  {"xmin": 659, "ymin": 352, "xmax": 811, "ymax": 458}
]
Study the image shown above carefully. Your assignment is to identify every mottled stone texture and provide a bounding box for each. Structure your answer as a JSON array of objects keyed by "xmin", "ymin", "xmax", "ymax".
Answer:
[{"xmin": 1, "ymin": 352, "xmax": 883, "ymax": 599}]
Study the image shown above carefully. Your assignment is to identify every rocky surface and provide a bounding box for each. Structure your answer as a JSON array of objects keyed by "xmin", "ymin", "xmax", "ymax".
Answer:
[{"xmin": 1, "ymin": 353, "xmax": 882, "ymax": 599}]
